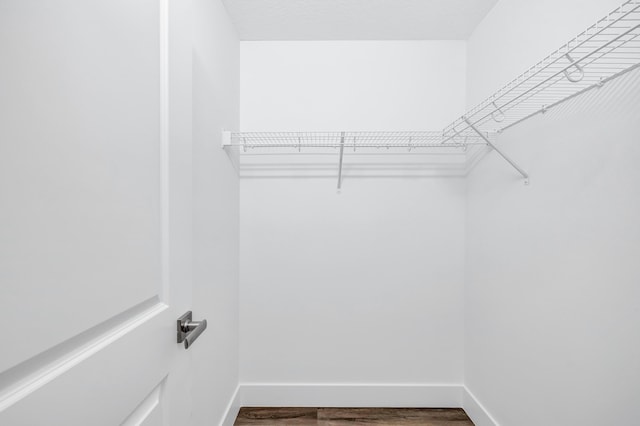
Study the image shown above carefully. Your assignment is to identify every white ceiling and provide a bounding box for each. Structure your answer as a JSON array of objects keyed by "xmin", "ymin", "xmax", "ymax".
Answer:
[{"xmin": 221, "ymin": 0, "xmax": 499, "ymax": 40}]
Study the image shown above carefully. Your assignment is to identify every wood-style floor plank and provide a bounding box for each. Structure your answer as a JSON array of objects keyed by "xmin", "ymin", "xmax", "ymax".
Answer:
[
  {"xmin": 235, "ymin": 407, "xmax": 474, "ymax": 425},
  {"xmin": 235, "ymin": 407, "xmax": 318, "ymax": 425},
  {"xmin": 319, "ymin": 408, "xmax": 473, "ymax": 425}
]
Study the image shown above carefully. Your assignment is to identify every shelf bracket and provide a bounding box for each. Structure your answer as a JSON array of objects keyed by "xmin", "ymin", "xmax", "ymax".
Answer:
[
  {"xmin": 464, "ymin": 118, "xmax": 529, "ymax": 185},
  {"xmin": 563, "ymin": 53, "xmax": 584, "ymax": 83},
  {"xmin": 221, "ymin": 130, "xmax": 231, "ymax": 148},
  {"xmin": 337, "ymin": 132, "xmax": 345, "ymax": 189}
]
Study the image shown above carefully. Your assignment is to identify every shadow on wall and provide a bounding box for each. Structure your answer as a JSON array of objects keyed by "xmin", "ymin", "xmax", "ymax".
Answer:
[
  {"xmin": 547, "ymin": 64, "xmax": 640, "ymax": 122},
  {"xmin": 224, "ymin": 143, "xmax": 491, "ymax": 180}
]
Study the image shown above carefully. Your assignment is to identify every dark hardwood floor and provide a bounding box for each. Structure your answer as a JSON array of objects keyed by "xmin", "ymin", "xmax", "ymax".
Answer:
[{"xmin": 235, "ymin": 407, "xmax": 474, "ymax": 425}]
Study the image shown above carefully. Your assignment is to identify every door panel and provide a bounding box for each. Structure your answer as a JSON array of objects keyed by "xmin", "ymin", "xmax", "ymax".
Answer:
[
  {"xmin": 0, "ymin": 309, "xmax": 170, "ymax": 425},
  {"xmin": 122, "ymin": 380, "xmax": 165, "ymax": 426},
  {"xmin": 0, "ymin": 0, "xmax": 193, "ymax": 424},
  {"xmin": 0, "ymin": 0, "xmax": 162, "ymax": 372}
]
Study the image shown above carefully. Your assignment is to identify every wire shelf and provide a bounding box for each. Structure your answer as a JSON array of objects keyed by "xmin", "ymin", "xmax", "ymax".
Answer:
[
  {"xmin": 224, "ymin": 131, "xmax": 486, "ymax": 150},
  {"xmin": 222, "ymin": 1, "xmax": 640, "ymax": 185},
  {"xmin": 222, "ymin": 131, "xmax": 488, "ymax": 185},
  {"xmin": 444, "ymin": 0, "xmax": 640, "ymax": 138}
]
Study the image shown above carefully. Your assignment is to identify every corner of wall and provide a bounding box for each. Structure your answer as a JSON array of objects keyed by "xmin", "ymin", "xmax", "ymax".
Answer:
[
  {"xmin": 462, "ymin": 386, "xmax": 498, "ymax": 426},
  {"xmin": 220, "ymin": 384, "xmax": 241, "ymax": 426}
]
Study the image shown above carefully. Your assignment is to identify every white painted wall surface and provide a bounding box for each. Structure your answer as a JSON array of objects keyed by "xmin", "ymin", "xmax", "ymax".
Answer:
[
  {"xmin": 466, "ymin": 0, "xmax": 623, "ymax": 107},
  {"xmin": 240, "ymin": 41, "xmax": 466, "ymax": 131},
  {"xmin": 239, "ymin": 41, "xmax": 467, "ymax": 392},
  {"xmin": 192, "ymin": 0, "xmax": 240, "ymax": 424},
  {"xmin": 240, "ymin": 178, "xmax": 466, "ymax": 385},
  {"xmin": 465, "ymin": 66, "xmax": 640, "ymax": 426}
]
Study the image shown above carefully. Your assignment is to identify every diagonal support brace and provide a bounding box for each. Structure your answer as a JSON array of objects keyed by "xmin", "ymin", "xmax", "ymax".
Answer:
[
  {"xmin": 464, "ymin": 118, "xmax": 529, "ymax": 185},
  {"xmin": 337, "ymin": 132, "xmax": 345, "ymax": 189}
]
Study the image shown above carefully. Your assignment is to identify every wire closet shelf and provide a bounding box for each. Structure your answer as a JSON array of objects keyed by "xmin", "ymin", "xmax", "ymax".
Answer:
[
  {"xmin": 444, "ymin": 0, "xmax": 640, "ymax": 138},
  {"xmin": 224, "ymin": 131, "xmax": 486, "ymax": 151},
  {"xmin": 223, "ymin": 0, "xmax": 640, "ymax": 184}
]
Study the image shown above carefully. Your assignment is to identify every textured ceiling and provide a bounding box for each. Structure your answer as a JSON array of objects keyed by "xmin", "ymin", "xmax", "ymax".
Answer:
[{"xmin": 222, "ymin": 0, "xmax": 499, "ymax": 40}]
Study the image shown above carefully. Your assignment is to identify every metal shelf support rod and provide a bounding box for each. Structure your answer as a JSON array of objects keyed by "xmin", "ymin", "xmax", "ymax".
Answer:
[
  {"xmin": 337, "ymin": 132, "xmax": 345, "ymax": 189},
  {"xmin": 464, "ymin": 118, "xmax": 529, "ymax": 184}
]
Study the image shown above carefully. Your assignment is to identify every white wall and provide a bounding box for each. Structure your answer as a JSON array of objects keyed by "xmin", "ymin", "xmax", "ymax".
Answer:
[
  {"xmin": 466, "ymin": 0, "xmax": 622, "ymax": 107},
  {"xmin": 192, "ymin": 0, "xmax": 240, "ymax": 424},
  {"xmin": 465, "ymin": 2, "xmax": 640, "ymax": 424},
  {"xmin": 465, "ymin": 60, "xmax": 640, "ymax": 426},
  {"xmin": 239, "ymin": 41, "xmax": 467, "ymax": 396},
  {"xmin": 241, "ymin": 41, "xmax": 466, "ymax": 131},
  {"xmin": 240, "ymin": 178, "xmax": 466, "ymax": 385}
]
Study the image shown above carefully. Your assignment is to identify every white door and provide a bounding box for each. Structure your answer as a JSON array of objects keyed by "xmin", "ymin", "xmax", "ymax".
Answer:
[{"xmin": 0, "ymin": 1, "xmax": 198, "ymax": 425}]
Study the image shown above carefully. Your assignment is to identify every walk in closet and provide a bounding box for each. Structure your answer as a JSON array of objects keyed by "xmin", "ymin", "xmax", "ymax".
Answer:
[{"xmin": 1, "ymin": 1, "xmax": 638, "ymax": 425}]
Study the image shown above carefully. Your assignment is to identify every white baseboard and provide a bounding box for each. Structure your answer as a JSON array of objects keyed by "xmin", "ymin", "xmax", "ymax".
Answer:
[
  {"xmin": 221, "ymin": 383, "xmax": 498, "ymax": 426},
  {"xmin": 235, "ymin": 383, "xmax": 463, "ymax": 408},
  {"xmin": 219, "ymin": 385, "xmax": 241, "ymax": 426},
  {"xmin": 462, "ymin": 386, "xmax": 498, "ymax": 426}
]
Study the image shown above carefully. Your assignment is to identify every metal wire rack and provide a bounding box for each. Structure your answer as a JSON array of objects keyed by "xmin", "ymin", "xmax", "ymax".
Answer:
[
  {"xmin": 223, "ymin": 0, "xmax": 640, "ymax": 187},
  {"xmin": 445, "ymin": 0, "xmax": 640, "ymax": 137},
  {"xmin": 224, "ymin": 131, "xmax": 486, "ymax": 150},
  {"xmin": 222, "ymin": 131, "xmax": 485, "ymax": 187}
]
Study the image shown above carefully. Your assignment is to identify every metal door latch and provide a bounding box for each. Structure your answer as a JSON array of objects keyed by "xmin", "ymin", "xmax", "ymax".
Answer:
[{"xmin": 177, "ymin": 311, "xmax": 207, "ymax": 349}]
